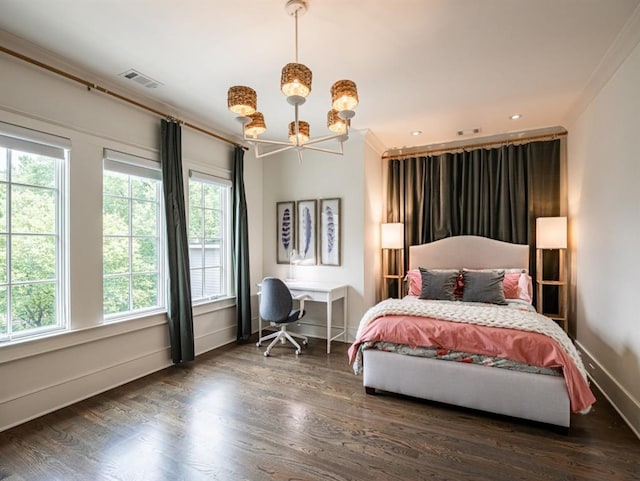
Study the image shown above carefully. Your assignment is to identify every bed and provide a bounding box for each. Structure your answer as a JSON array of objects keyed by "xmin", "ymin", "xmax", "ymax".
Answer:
[{"xmin": 348, "ymin": 236, "xmax": 595, "ymax": 428}]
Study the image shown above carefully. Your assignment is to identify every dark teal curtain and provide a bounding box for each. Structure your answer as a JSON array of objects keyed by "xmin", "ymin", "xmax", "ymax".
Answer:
[
  {"xmin": 160, "ymin": 119, "xmax": 194, "ymax": 363},
  {"xmin": 233, "ymin": 146, "xmax": 252, "ymax": 343},
  {"xmin": 387, "ymin": 139, "xmax": 561, "ymax": 299}
]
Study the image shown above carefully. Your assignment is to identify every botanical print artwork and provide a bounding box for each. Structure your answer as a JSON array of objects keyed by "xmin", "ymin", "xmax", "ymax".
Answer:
[
  {"xmin": 296, "ymin": 200, "xmax": 317, "ymax": 265},
  {"xmin": 320, "ymin": 198, "xmax": 340, "ymax": 265},
  {"xmin": 276, "ymin": 201, "xmax": 295, "ymax": 264}
]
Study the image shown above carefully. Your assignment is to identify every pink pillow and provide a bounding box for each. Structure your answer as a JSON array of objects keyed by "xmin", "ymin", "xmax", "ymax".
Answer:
[
  {"xmin": 406, "ymin": 269, "xmax": 421, "ymax": 296},
  {"xmin": 503, "ymin": 273, "xmax": 520, "ymax": 299},
  {"xmin": 517, "ymin": 273, "xmax": 533, "ymax": 304}
]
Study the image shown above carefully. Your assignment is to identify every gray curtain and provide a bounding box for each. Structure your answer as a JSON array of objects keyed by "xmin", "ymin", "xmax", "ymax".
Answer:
[
  {"xmin": 387, "ymin": 139, "xmax": 561, "ymax": 299},
  {"xmin": 160, "ymin": 119, "xmax": 194, "ymax": 363},
  {"xmin": 233, "ymin": 146, "xmax": 252, "ymax": 343}
]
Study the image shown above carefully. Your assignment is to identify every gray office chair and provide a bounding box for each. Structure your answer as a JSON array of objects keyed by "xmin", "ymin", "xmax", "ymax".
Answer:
[{"xmin": 257, "ymin": 277, "xmax": 309, "ymax": 356}]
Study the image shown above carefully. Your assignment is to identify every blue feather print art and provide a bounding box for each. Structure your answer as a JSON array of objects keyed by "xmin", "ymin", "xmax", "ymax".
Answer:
[
  {"xmin": 302, "ymin": 207, "xmax": 312, "ymax": 257},
  {"xmin": 325, "ymin": 205, "xmax": 335, "ymax": 253},
  {"xmin": 281, "ymin": 207, "xmax": 292, "ymax": 251}
]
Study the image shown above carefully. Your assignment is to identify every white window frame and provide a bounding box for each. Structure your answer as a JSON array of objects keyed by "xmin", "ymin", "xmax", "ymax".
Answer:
[
  {"xmin": 188, "ymin": 169, "xmax": 233, "ymax": 304},
  {"xmin": 102, "ymin": 149, "xmax": 166, "ymax": 321},
  {"xmin": 0, "ymin": 121, "xmax": 69, "ymax": 342}
]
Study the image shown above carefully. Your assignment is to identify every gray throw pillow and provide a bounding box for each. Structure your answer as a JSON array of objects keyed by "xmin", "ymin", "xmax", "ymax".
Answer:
[
  {"xmin": 462, "ymin": 269, "xmax": 508, "ymax": 305},
  {"xmin": 418, "ymin": 268, "xmax": 459, "ymax": 301}
]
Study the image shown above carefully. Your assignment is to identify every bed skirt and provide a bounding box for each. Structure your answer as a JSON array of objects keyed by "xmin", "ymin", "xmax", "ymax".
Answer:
[{"xmin": 362, "ymin": 349, "xmax": 571, "ymax": 427}]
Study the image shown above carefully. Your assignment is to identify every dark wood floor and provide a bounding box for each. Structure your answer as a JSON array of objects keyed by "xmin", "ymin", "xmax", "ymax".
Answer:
[{"xmin": 1, "ymin": 338, "xmax": 639, "ymax": 481}]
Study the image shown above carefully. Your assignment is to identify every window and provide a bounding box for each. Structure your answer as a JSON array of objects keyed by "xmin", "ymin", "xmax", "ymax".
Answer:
[
  {"xmin": 103, "ymin": 150, "xmax": 164, "ymax": 320},
  {"xmin": 0, "ymin": 122, "xmax": 68, "ymax": 341},
  {"xmin": 188, "ymin": 171, "xmax": 232, "ymax": 303}
]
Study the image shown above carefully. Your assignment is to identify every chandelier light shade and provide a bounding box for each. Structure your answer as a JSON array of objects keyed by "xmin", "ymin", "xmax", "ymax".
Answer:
[
  {"xmin": 281, "ymin": 62, "xmax": 312, "ymax": 98},
  {"xmin": 327, "ymin": 109, "xmax": 347, "ymax": 133},
  {"xmin": 288, "ymin": 120, "xmax": 310, "ymax": 144},
  {"xmin": 227, "ymin": 86, "xmax": 257, "ymax": 116},
  {"xmin": 331, "ymin": 80, "xmax": 359, "ymax": 112},
  {"xmin": 244, "ymin": 112, "xmax": 267, "ymax": 138},
  {"xmin": 227, "ymin": 0, "xmax": 359, "ymax": 162}
]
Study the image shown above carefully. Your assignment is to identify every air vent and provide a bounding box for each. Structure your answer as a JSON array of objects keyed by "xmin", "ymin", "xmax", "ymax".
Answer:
[
  {"xmin": 119, "ymin": 69, "xmax": 163, "ymax": 89},
  {"xmin": 457, "ymin": 128, "xmax": 480, "ymax": 136}
]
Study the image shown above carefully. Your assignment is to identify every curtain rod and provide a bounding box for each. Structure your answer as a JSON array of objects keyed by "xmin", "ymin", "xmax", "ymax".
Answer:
[
  {"xmin": 382, "ymin": 130, "xmax": 567, "ymax": 160},
  {"xmin": 0, "ymin": 45, "xmax": 247, "ymax": 151}
]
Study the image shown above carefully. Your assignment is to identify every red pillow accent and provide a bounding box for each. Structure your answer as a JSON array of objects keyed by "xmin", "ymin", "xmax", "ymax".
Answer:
[
  {"xmin": 503, "ymin": 273, "xmax": 520, "ymax": 299},
  {"xmin": 407, "ymin": 269, "xmax": 421, "ymax": 296}
]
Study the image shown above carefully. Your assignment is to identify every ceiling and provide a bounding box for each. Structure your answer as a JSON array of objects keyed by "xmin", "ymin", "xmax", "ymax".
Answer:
[{"xmin": 1, "ymin": 0, "xmax": 639, "ymax": 152}]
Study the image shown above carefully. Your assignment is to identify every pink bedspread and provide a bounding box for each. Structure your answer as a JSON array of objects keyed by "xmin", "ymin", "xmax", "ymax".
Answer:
[{"xmin": 348, "ymin": 315, "xmax": 596, "ymax": 413}]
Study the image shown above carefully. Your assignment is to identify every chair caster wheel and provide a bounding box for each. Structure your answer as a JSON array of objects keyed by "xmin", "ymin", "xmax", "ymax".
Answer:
[
  {"xmin": 256, "ymin": 342, "xmax": 261, "ymax": 347},
  {"xmin": 264, "ymin": 351, "xmax": 270, "ymax": 357},
  {"xmin": 302, "ymin": 340, "xmax": 308, "ymax": 346},
  {"xmin": 295, "ymin": 349, "xmax": 301, "ymax": 355}
]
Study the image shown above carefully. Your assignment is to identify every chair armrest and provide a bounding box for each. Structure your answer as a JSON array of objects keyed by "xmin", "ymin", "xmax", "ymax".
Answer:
[{"xmin": 292, "ymin": 294, "xmax": 311, "ymax": 319}]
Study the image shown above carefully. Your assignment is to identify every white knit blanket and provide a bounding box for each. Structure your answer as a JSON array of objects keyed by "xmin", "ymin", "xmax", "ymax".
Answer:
[{"xmin": 356, "ymin": 298, "xmax": 588, "ymax": 381}]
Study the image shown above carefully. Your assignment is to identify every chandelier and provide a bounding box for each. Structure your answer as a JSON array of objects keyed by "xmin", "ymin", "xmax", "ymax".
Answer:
[{"xmin": 227, "ymin": 0, "xmax": 359, "ymax": 162}]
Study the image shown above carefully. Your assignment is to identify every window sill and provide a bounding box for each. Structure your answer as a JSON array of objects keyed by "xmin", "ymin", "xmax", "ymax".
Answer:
[
  {"xmin": 0, "ymin": 312, "xmax": 167, "ymax": 364},
  {"xmin": 193, "ymin": 296, "xmax": 236, "ymax": 317}
]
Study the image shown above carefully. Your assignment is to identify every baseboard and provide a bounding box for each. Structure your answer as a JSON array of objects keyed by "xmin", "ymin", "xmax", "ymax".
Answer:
[
  {"xmin": 576, "ymin": 341, "xmax": 640, "ymax": 439},
  {"xmin": 0, "ymin": 347, "xmax": 172, "ymax": 432}
]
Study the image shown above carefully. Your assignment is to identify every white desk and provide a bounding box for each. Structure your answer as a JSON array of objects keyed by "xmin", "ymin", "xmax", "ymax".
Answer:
[{"xmin": 258, "ymin": 280, "xmax": 348, "ymax": 354}]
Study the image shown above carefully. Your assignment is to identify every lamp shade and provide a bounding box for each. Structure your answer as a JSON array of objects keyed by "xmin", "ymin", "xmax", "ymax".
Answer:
[
  {"xmin": 381, "ymin": 223, "xmax": 404, "ymax": 249},
  {"xmin": 327, "ymin": 109, "xmax": 347, "ymax": 133},
  {"xmin": 244, "ymin": 112, "xmax": 266, "ymax": 137},
  {"xmin": 331, "ymin": 79, "xmax": 359, "ymax": 112},
  {"xmin": 288, "ymin": 120, "xmax": 310, "ymax": 144},
  {"xmin": 281, "ymin": 63, "xmax": 312, "ymax": 98},
  {"xmin": 536, "ymin": 217, "xmax": 567, "ymax": 249},
  {"xmin": 227, "ymin": 86, "xmax": 257, "ymax": 116}
]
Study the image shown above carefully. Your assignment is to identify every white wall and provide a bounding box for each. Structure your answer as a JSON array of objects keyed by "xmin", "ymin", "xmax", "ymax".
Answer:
[
  {"xmin": 259, "ymin": 130, "xmax": 383, "ymax": 341},
  {"xmin": 0, "ymin": 48, "xmax": 263, "ymax": 431},
  {"xmin": 567, "ymin": 39, "xmax": 640, "ymax": 435}
]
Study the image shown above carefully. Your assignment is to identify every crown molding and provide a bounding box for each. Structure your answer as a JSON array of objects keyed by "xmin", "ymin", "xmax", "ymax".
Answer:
[{"xmin": 564, "ymin": 3, "xmax": 640, "ymax": 126}]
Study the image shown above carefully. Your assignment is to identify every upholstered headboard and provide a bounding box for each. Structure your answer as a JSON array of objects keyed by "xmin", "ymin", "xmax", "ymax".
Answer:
[{"xmin": 409, "ymin": 236, "xmax": 529, "ymax": 270}]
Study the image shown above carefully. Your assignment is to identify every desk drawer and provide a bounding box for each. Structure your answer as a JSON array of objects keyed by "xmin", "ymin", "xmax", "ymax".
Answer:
[{"xmin": 288, "ymin": 289, "xmax": 328, "ymax": 302}]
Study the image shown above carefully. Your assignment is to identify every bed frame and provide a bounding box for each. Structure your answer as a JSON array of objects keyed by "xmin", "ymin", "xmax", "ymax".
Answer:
[{"xmin": 363, "ymin": 235, "xmax": 571, "ymax": 427}]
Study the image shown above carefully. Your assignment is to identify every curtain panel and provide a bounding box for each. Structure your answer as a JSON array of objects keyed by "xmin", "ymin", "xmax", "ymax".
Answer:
[
  {"xmin": 386, "ymin": 139, "xmax": 561, "ymax": 299},
  {"xmin": 160, "ymin": 119, "xmax": 195, "ymax": 363},
  {"xmin": 232, "ymin": 146, "xmax": 252, "ymax": 343}
]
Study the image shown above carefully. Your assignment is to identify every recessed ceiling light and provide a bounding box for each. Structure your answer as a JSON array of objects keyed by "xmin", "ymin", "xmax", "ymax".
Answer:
[
  {"xmin": 510, "ymin": 114, "xmax": 522, "ymax": 120},
  {"xmin": 411, "ymin": 130, "xmax": 422, "ymax": 136}
]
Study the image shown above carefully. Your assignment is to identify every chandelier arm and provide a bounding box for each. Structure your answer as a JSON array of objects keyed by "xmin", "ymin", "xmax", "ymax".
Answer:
[
  {"xmin": 303, "ymin": 132, "xmax": 348, "ymax": 146},
  {"xmin": 244, "ymin": 136, "xmax": 293, "ymax": 147},
  {"xmin": 253, "ymin": 144, "xmax": 297, "ymax": 158},
  {"xmin": 300, "ymin": 144, "xmax": 345, "ymax": 155}
]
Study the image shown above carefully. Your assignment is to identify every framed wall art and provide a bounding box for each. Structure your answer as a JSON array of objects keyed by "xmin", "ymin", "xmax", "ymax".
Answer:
[
  {"xmin": 320, "ymin": 198, "xmax": 341, "ymax": 266},
  {"xmin": 296, "ymin": 199, "xmax": 317, "ymax": 265},
  {"xmin": 276, "ymin": 201, "xmax": 295, "ymax": 264}
]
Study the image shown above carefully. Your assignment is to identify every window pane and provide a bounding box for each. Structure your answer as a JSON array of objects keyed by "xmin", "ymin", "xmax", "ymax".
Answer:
[
  {"xmin": 132, "ymin": 274, "xmax": 158, "ymax": 310},
  {"xmin": 131, "ymin": 177, "xmax": 157, "ymax": 201},
  {"xmin": 11, "ymin": 282, "xmax": 56, "ymax": 331},
  {"xmin": 11, "ymin": 185, "xmax": 56, "ymax": 234},
  {"xmin": 104, "ymin": 276, "xmax": 130, "ymax": 315},
  {"xmin": 11, "ymin": 235, "xmax": 55, "ymax": 282},
  {"xmin": 104, "ymin": 171, "xmax": 128, "ymax": 197},
  {"xmin": 0, "ymin": 184, "xmax": 6, "ymax": 233},
  {"xmin": 0, "ymin": 235, "xmax": 7, "ymax": 283},
  {"xmin": 204, "ymin": 210, "xmax": 221, "ymax": 239},
  {"xmin": 132, "ymin": 238, "xmax": 157, "ymax": 273},
  {"xmin": 203, "ymin": 241, "xmax": 220, "ymax": 268},
  {"xmin": 189, "ymin": 242, "xmax": 204, "ymax": 268},
  {"xmin": 189, "ymin": 181, "xmax": 202, "ymax": 207},
  {"xmin": 131, "ymin": 200, "xmax": 157, "ymax": 236},
  {"xmin": 0, "ymin": 147, "xmax": 6, "ymax": 181},
  {"xmin": 204, "ymin": 267, "xmax": 221, "ymax": 298},
  {"xmin": 204, "ymin": 183, "xmax": 221, "ymax": 209},
  {"xmin": 189, "ymin": 207, "xmax": 203, "ymax": 239},
  {"xmin": 0, "ymin": 286, "xmax": 7, "ymax": 336},
  {"xmin": 11, "ymin": 151, "xmax": 56, "ymax": 188},
  {"xmin": 103, "ymin": 196, "xmax": 130, "ymax": 236},
  {"xmin": 190, "ymin": 268, "xmax": 203, "ymax": 299},
  {"xmin": 103, "ymin": 237, "xmax": 129, "ymax": 275}
]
